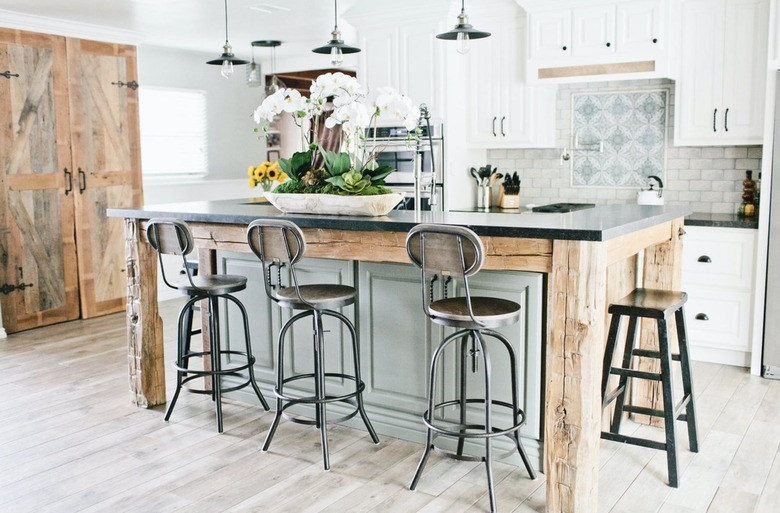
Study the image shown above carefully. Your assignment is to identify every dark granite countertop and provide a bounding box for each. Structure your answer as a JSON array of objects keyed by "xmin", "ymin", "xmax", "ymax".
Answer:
[
  {"xmin": 685, "ymin": 212, "xmax": 759, "ymax": 229},
  {"xmin": 108, "ymin": 199, "xmax": 692, "ymax": 242}
]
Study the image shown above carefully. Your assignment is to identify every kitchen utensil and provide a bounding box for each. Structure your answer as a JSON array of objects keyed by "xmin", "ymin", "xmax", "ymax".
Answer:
[{"xmin": 470, "ymin": 167, "xmax": 480, "ymax": 186}]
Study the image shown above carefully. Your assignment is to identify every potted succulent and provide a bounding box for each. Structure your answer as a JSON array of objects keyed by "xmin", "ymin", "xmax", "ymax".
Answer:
[{"xmin": 253, "ymin": 72, "xmax": 420, "ymax": 216}]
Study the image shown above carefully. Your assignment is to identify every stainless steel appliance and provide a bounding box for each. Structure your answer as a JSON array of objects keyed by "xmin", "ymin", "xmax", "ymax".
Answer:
[
  {"xmin": 365, "ymin": 123, "xmax": 444, "ymax": 211},
  {"xmin": 763, "ymin": 71, "xmax": 780, "ymax": 379}
]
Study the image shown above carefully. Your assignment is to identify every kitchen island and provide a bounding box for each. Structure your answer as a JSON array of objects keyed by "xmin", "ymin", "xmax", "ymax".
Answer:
[{"xmin": 108, "ymin": 200, "xmax": 690, "ymax": 513}]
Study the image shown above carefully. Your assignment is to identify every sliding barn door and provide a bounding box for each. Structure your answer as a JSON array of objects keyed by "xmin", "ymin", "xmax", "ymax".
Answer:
[
  {"xmin": 67, "ymin": 38, "xmax": 143, "ymax": 318},
  {"xmin": 0, "ymin": 29, "xmax": 80, "ymax": 332}
]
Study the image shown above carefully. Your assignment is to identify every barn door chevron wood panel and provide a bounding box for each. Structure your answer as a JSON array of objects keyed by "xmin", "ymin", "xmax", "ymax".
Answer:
[
  {"xmin": 67, "ymin": 38, "xmax": 143, "ymax": 318},
  {"xmin": 0, "ymin": 29, "xmax": 80, "ymax": 332}
]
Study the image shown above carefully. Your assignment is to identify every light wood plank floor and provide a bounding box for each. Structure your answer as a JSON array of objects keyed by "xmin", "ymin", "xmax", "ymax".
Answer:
[{"xmin": 1, "ymin": 299, "xmax": 779, "ymax": 512}]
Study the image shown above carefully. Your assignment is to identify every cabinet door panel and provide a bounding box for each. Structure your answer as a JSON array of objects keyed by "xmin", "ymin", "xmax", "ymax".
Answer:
[
  {"xmin": 572, "ymin": 5, "xmax": 616, "ymax": 58},
  {"xmin": 68, "ymin": 38, "xmax": 142, "ymax": 318},
  {"xmin": 0, "ymin": 29, "xmax": 79, "ymax": 332},
  {"xmin": 448, "ymin": 271, "xmax": 544, "ymax": 441},
  {"xmin": 398, "ymin": 23, "xmax": 443, "ymax": 119},
  {"xmin": 721, "ymin": 0, "xmax": 768, "ymax": 141},
  {"xmin": 358, "ymin": 262, "xmax": 437, "ymax": 415},
  {"xmin": 468, "ymin": 30, "xmax": 502, "ymax": 144},
  {"xmin": 616, "ymin": 0, "xmax": 663, "ymax": 55},
  {"xmin": 358, "ymin": 26, "xmax": 398, "ymax": 104},
  {"xmin": 530, "ymin": 10, "xmax": 571, "ymax": 60},
  {"xmin": 676, "ymin": 0, "xmax": 725, "ymax": 144}
]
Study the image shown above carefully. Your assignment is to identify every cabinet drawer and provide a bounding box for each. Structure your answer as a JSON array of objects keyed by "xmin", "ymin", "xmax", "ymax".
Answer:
[
  {"xmin": 684, "ymin": 289, "xmax": 751, "ymax": 351},
  {"xmin": 682, "ymin": 227, "xmax": 756, "ymax": 288}
]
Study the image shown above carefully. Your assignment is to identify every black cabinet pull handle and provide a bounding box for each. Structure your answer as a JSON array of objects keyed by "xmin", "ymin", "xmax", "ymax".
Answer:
[
  {"xmin": 724, "ymin": 108, "xmax": 729, "ymax": 132},
  {"xmin": 64, "ymin": 168, "xmax": 73, "ymax": 195},
  {"xmin": 78, "ymin": 167, "xmax": 86, "ymax": 193},
  {"xmin": 652, "ymin": 38, "xmax": 658, "ymax": 43},
  {"xmin": 697, "ymin": 255, "xmax": 712, "ymax": 263},
  {"xmin": 606, "ymin": 42, "xmax": 611, "ymax": 47},
  {"xmin": 492, "ymin": 117, "xmax": 497, "ymax": 137},
  {"xmin": 562, "ymin": 45, "xmax": 567, "ymax": 51},
  {"xmin": 1, "ymin": 70, "xmax": 20, "ymax": 79},
  {"xmin": 695, "ymin": 313, "xmax": 709, "ymax": 321},
  {"xmin": 500, "ymin": 116, "xmax": 506, "ymax": 137},
  {"xmin": 713, "ymin": 108, "xmax": 717, "ymax": 132}
]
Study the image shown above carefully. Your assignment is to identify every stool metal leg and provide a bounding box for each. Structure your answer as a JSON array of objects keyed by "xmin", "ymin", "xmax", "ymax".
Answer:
[
  {"xmin": 210, "ymin": 295, "xmax": 224, "ymax": 433},
  {"xmin": 675, "ymin": 307, "xmax": 699, "ymax": 453},
  {"xmin": 165, "ymin": 294, "xmax": 202, "ymax": 422},
  {"xmin": 456, "ymin": 332, "xmax": 471, "ymax": 457},
  {"xmin": 485, "ymin": 328, "xmax": 537, "ymax": 480},
  {"xmin": 225, "ymin": 294, "xmax": 269, "ymax": 411},
  {"xmin": 475, "ymin": 332, "xmax": 497, "ymax": 513},
  {"xmin": 313, "ymin": 310, "xmax": 331, "ymax": 470},
  {"xmin": 611, "ymin": 316, "xmax": 639, "ymax": 434},
  {"xmin": 325, "ymin": 310, "xmax": 379, "ymax": 444},
  {"xmin": 657, "ymin": 316, "xmax": 680, "ymax": 488}
]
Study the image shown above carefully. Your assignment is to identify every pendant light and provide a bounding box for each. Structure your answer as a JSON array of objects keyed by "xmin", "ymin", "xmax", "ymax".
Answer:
[
  {"xmin": 436, "ymin": 0, "xmax": 490, "ymax": 55},
  {"xmin": 207, "ymin": 0, "xmax": 249, "ymax": 78},
  {"xmin": 312, "ymin": 0, "xmax": 360, "ymax": 66},
  {"xmin": 246, "ymin": 44, "xmax": 262, "ymax": 87},
  {"xmin": 252, "ymin": 40, "xmax": 286, "ymax": 96}
]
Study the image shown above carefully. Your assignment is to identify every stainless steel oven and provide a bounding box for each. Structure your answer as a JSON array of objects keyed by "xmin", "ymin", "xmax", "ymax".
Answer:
[{"xmin": 365, "ymin": 123, "xmax": 444, "ymax": 211}]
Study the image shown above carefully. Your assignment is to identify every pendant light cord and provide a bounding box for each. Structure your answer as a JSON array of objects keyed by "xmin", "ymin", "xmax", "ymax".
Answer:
[
  {"xmin": 333, "ymin": 0, "xmax": 339, "ymax": 31},
  {"xmin": 224, "ymin": 0, "xmax": 229, "ymax": 43}
]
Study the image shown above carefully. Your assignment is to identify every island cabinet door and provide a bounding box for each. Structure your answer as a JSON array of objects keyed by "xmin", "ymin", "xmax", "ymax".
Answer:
[
  {"xmin": 357, "ymin": 262, "xmax": 444, "ymax": 425},
  {"xmin": 447, "ymin": 271, "xmax": 545, "ymax": 442},
  {"xmin": 218, "ymin": 251, "xmax": 357, "ymax": 402}
]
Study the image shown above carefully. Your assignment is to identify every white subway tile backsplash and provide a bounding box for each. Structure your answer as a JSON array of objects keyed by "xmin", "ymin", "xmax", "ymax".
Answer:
[{"xmin": 485, "ymin": 78, "xmax": 761, "ymax": 214}]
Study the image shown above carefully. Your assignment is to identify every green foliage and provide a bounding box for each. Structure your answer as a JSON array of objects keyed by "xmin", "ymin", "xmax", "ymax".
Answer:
[
  {"xmin": 277, "ymin": 150, "xmax": 313, "ymax": 180},
  {"xmin": 320, "ymin": 148, "xmax": 351, "ymax": 176}
]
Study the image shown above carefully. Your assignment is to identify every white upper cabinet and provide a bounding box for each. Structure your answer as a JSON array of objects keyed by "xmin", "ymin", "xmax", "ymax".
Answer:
[
  {"xmin": 468, "ymin": 14, "xmax": 556, "ymax": 147},
  {"xmin": 675, "ymin": 0, "xmax": 768, "ymax": 146},
  {"xmin": 522, "ymin": 0, "xmax": 667, "ymax": 82}
]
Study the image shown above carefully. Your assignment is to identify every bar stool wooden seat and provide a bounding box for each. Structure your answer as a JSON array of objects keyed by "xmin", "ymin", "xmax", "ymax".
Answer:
[
  {"xmin": 247, "ymin": 219, "xmax": 379, "ymax": 470},
  {"xmin": 405, "ymin": 224, "xmax": 536, "ymax": 513},
  {"xmin": 601, "ymin": 288, "xmax": 699, "ymax": 488},
  {"xmin": 146, "ymin": 218, "xmax": 269, "ymax": 433}
]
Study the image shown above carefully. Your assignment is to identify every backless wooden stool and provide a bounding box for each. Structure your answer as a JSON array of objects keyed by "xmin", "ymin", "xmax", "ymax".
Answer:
[
  {"xmin": 147, "ymin": 218, "xmax": 269, "ymax": 433},
  {"xmin": 247, "ymin": 219, "xmax": 379, "ymax": 470},
  {"xmin": 406, "ymin": 224, "xmax": 536, "ymax": 513},
  {"xmin": 601, "ymin": 288, "xmax": 699, "ymax": 487}
]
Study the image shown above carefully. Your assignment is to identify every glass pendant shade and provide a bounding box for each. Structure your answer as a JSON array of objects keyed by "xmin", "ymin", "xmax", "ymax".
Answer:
[
  {"xmin": 312, "ymin": 0, "xmax": 360, "ymax": 64},
  {"xmin": 251, "ymin": 40, "xmax": 286, "ymax": 97},
  {"xmin": 436, "ymin": 0, "xmax": 490, "ymax": 54},
  {"xmin": 207, "ymin": 0, "xmax": 248, "ymax": 77},
  {"xmin": 246, "ymin": 59, "xmax": 262, "ymax": 87}
]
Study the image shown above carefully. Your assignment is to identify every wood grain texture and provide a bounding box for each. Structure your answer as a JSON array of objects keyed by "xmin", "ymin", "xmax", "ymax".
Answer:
[
  {"xmin": 0, "ymin": 28, "xmax": 79, "ymax": 333},
  {"xmin": 545, "ymin": 239, "xmax": 607, "ymax": 513},
  {"xmin": 125, "ymin": 218, "xmax": 165, "ymax": 407},
  {"xmin": 632, "ymin": 218, "xmax": 684, "ymax": 425},
  {"xmin": 67, "ymin": 37, "xmax": 142, "ymax": 319}
]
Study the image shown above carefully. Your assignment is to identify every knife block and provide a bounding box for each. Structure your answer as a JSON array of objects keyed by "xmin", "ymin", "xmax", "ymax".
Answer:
[{"xmin": 498, "ymin": 189, "xmax": 520, "ymax": 209}]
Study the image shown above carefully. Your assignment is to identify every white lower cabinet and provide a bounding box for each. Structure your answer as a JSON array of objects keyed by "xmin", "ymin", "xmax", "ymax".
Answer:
[
  {"xmin": 682, "ymin": 226, "xmax": 757, "ymax": 367},
  {"xmin": 216, "ymin": 252, "xmax": 545, "ymax": 468}
]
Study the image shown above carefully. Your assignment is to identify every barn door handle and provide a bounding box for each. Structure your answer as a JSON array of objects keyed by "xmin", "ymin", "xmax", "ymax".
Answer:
[
  {"xmin": 1, "ymin": 70, "xmax": 20, "ymax": 79},
  {"xmin": 0, "ymin": 282, "xmax": 33, "ymax": 294},
  {"xmin": 111, "ymin": 80, "xmax": 139, "ymax": 90},
  {"xmin": 64, "ymin": 168, "xmax": 73, "ymax": 195},
  {"xmin": 78, "ymin": 167, "xmax": 86, "ymax": 193}
]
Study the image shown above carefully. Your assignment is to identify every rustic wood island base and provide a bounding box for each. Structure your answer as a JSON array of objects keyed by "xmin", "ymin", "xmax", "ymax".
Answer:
[{"xmin": 110, "ymin": 201, "xmax": 689, "ymax": 513}]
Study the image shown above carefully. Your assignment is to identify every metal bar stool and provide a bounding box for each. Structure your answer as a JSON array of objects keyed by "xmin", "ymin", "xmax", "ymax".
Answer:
[
  {"xmin": 146, "ymin": 218, "xmax": 269, "ymax": 433},
  {"xmin": 247, "ymin": 219, "xmax": 379, "ymax": 470},
  {"xmin": 405, "ymin": 224, "xmax": 536, "ymax": 513},
  {"xmin": 601, "ymin": 288, "xmax": 699, "ymax": 487}
]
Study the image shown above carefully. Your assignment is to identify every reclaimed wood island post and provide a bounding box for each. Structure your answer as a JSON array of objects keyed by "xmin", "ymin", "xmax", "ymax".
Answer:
[{"xmin": 109, "ymin": 201, "xmax": 690, "ymax": 513}]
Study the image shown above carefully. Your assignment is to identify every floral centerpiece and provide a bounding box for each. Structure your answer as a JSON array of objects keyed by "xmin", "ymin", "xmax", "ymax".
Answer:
[
  {"xmin": 248, "ymin": 161, "xmax": 288, "ymax": 191},
  {"xmin": 252, "ymin": 72, "xmax": 420, "ymax": 215}
]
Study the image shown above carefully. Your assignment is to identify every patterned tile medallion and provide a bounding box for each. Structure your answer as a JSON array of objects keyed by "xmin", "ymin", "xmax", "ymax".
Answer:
[{"xmin": 571, "ymin": 90, "xmax": 667, "ymax": 187}]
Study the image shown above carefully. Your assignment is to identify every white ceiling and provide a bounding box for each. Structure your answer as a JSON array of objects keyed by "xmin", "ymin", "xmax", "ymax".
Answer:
[{"xmin": 0, "ymin": 0, "xmax": 361, "ymax": 58}]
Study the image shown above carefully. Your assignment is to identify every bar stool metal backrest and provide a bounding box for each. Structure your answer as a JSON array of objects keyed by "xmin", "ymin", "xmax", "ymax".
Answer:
[
  {"xmin": 146, "ymin": 217, "xmax": 198, "ymax": 290},
  {"xmin": 406, "ymin": 223, "xmax": 485, "ymax": 324}
]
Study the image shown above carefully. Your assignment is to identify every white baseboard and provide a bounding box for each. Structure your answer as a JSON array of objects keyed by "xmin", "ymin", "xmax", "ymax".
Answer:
[{"xmin": 690, "ymin": 344, "xmax": 750, "ymax": 368}]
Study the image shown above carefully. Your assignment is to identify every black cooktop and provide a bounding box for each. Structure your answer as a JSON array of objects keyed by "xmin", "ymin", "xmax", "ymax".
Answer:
[{"xmin": 532, "ymin": 203, "xmax": 596, "ymax": 213}]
